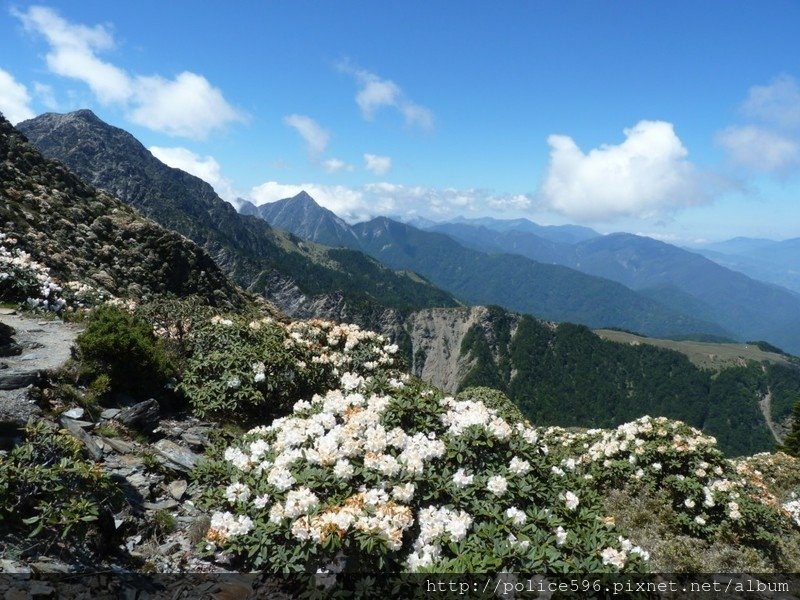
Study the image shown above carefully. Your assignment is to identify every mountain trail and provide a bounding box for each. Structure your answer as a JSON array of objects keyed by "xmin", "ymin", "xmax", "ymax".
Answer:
[
  {"xmin": 0, "ymin": 310, "xmax": 81, "ymax": 427},
  {"xmin": 759, "ymin": 389, "xmax": 781, "ymax": 444}
]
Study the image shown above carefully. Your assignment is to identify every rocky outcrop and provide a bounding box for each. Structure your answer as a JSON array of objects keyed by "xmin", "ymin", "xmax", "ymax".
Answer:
[{"xmin": 405, "ymin": 306, "xmax": 521, "ymax": 392}]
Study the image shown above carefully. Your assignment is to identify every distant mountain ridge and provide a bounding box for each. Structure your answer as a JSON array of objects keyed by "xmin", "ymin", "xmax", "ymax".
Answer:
[
  {"xmin": 242, "ymin": 194, "xmax": 732, "ymax": 340},
  {"xmin": 17, "ymin": 110, "xmax": 458, "ymax": 330},
  {"xmin": 415, "ymin": 217, "xmax": 800, "ymax": 355},
  {"xmin": 693, "ymin": 237, "xmax": 800, "ymax": 296}
]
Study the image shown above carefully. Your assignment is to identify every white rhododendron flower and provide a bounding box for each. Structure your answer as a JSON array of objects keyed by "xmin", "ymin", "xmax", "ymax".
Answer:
[
  {"xmin": 452, "ymin": 468, "xmax": 474, "ymax": 487},
  {"xmin": 564, "ymin": 491, "xmax": 579, "ymax": 511},
  {"xmin": 601, "ymin": 547, "xmax": 627, "ymax": 569},
  {"xmin": 224, "ymin": 482, "xmax": 251, "ymax": 504},
  {"xmin": 555, "ymin": 526, "xmax": 567, "ymax": 546},
  {"xmin": 487, "ymin": 475, "xmax": 509, "ymax": 497},
  {"xmin": 505, "ymin": 507, "xmax": 527, "ymax": 526}
]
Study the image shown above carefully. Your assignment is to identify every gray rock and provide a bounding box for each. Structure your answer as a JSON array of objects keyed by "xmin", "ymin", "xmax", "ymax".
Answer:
[
  {"xmin": 59, "ymin": 417, "xmax": 103, "ymax": 461},
  {"xmin": 28, "ymin": 581, "xmax": 55, "ymax": 597},
  {"xmin": 157, "ymin": 540, "xmax": 181, "ymax": 556},
  {"xmin": 100, "ymin": 408, "xmax": 120, "ymax": 420},
  {"xmin": 143, "ymin": 499, "xmax": 178, "ymax": 510},
  {"xmin": 116, "ymin": 399, "xmax": 160, "ymax": 431},
  {"xmin": 153, "ymin": 439, "xmax": 200, "ymax": 473},
  {"xmin": 180, "ymin": 432, "xmax": 207, "ymax": 448},
  {"xmin": 0, "ymin": 388, "xmax": 42, "ymax": 427},
  {"xmin": 0, "ymin": 308, "xmax": 17, "ymax": 316},
  {"xmin": 168, "ymin": 479, "xmax": 188, "ymax": 500},
  {"xmin": 0, "ymin": 370, "xmax": 39, "ymax": 390},
  {"xmin": 0, "ymin": 559, "xmax": 30, "ymax": 575},
  {"xmin": 62, "ymin": 407, "xmax": 84, "ymax": 420},
  {"xmin": 99, "ymin": 436, "xmax": 134, "ymax": 454}
]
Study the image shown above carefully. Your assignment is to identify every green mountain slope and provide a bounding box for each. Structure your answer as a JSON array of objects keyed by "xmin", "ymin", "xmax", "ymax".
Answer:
[
  {"xmin": 424, "ymin": 220, "xmax": 800, "ymax": 353},
  {"xmin": 241, "ymin": 194, "xmax": 730, "ymax": 339},
  {"xmin": 404, "ymin": 304, "xmax": 800, "ymax": 456},
  {"xmin": 352, "ymin": 217, "xmax": 731, "ymax": 339}
]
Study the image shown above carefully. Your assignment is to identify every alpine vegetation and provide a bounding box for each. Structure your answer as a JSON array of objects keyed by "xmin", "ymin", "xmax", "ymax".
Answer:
[{"xmin": 190, "ymin": 314, "xmax": 800, "ymax": 575}]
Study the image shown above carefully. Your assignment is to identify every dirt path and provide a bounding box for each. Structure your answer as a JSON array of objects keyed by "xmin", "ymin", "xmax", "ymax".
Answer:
[
  {"xmin": 759, "ymin": 389, "xmax": 781, "ymax": 444},
  {"xmin": 0, "ymin": 310, "xmax": 81, "ymax": 426}
]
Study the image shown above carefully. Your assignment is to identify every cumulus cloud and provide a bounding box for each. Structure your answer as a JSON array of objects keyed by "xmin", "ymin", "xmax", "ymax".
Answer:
[
  {"xmin": 284, "ymin": 114, "xmax": 330, "ymax": 156},
  {"xmin": 322, "ymin": 158, "xmax": 353, "ymax": 173},
  {"xmin": 539, "ymin": 120, "xmax": 707, "ymax": 221},
  {"xmin": 0, "ymin": 68, "xmax": 35, "ymax": 124},
  {"xmin": 363, "ymin": 153, "xmax": 392, "ymax": 175},
  {"xmin": 337, "ymin": 60, "xmax": 434, "ymax": 130},
  {"xmin": 742, "ymin": 74, "xmax": 800, "ymax": 129},
  {"xmin": 131, "ymin": 73, "xmax": 242, "ymax": 139},
  {"xmin": 716, "ymin": 125, "xmax": 799, "ymax": 173},
  {"xmin": 14, "ymin": 5, "xmax": 132, "ymax": 103},
  {"xmin": 14, "ymin": 5, "xmax": 242, "ymax": 139},
  {"xmin": 149, "ymin": 146, "xmax": 238, "ymax": 202}
]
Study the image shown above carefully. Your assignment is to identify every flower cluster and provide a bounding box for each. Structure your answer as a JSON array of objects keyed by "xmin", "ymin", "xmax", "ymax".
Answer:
[
  {"xmin": 199, "ymin": 366, "xmax": 639, "ymax": 574},
  {"xmin": 539, "ymin": 415, "xmax": 797, "ymax": 549},
  {"xmin": 0, "ymin": 233, "xmax": 66, "ymax": 311}
]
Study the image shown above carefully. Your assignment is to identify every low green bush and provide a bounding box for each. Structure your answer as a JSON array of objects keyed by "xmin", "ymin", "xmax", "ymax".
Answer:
[
  {"xmin": 76, "ymin": 304, "xmax": 176, "ymax": 401},
  {"xmin": 0, "ymin": 421, "xmax": 122, "ymax": 554}
]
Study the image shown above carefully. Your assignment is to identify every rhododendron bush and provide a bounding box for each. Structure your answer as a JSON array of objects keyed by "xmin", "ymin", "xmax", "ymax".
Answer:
[
  {"xmin": 0, "ymin": 232, "xmax": 110, "ymax": 311},
  {"xmin": 196, "ymin": 361, "xmax": 643, "ymax": 573},
  {"xmin": 180, "ymin": 317, "xmax": 403, "ymax": 421}
]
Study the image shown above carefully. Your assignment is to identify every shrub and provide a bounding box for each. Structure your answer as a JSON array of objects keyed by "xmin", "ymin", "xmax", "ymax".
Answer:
[
  {"xmin": 0, "ymin": 233, "xmax": 65, "ymax": 311},
  {"xmin": 76, "ymin": 304, "xmax": 176, "ymax": 400},
  {"xmin": 180, "ymin": 316, "xmax": 401, "ymax": 422},
  {"xmin": 541, "ymin": 417, "xmax": 797, "ymax": 568},
  {"xmin": 197, "ymin": 376, "xmax": 643, "ymax": 576},
  {"xmin": 0, "ymin": 421, "xmax": 122, "ymax": 554}
]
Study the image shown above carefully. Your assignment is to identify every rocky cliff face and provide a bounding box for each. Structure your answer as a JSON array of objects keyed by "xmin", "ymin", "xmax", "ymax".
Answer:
[{"xmin": 404, "ymin": 306, "xmax": 522, "ymax": 392}]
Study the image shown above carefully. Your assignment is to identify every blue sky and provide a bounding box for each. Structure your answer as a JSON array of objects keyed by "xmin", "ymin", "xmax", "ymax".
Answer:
[{"xmin": 1, "ymin": 1, "xmax": 799, "ymax": 242}]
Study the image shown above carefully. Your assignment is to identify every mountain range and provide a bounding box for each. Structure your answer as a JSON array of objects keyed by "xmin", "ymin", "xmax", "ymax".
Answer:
[
  {"xmin": 238, "ymin": 192, "xmax": 800, "ymax": 354},
  {"xmin": 17, "ymin": 111, "xmax": 457, "ymax": 333},
  {"xmin": 0, "ymin": 113, "xmax": 248, "ymax": 310},
  {"xmin": 691, "ymin": 237, "xmax": 800, "ymax": 296}
]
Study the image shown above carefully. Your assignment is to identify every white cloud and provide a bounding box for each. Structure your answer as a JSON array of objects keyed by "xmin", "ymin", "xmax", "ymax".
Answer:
[
  {"xmin": 283, "ymin": 114, "xmax": 330, "ymax": 156},
  {"xmin": 363, "ymin": 153, "xmax": 392, "ymax": 175},
  {"xmin": 247, "ymin": 180, "xmax": 534, "ymax": 223},
  {"xmin": 15, "ymin": 6, "xmax": 132, "ymax": 103},
  {"xmin": 33, "ymin": 82, "xmax": 58, "ymax": 109},
  {"xmin": 14, "ymin": 6, "xmax": 242, "ymax": 139},
  {"xmin": 742, "ymin": 74, "xmax": 800, "ymax": 129},
  {"xmin": 0, "ymin": 68, "xmax": 35, "ymax": 124},
  {"xmin": 716, "ymin": 125, "xmax": 799, "ymax": 172},
  {"xmin": 149, "ymin": 146, "xmax": 238, "ymax": 202},
  {"xmin": 337, "ymin": 60, "xmax": 434, "ymax": 130},
  {"xmin": 322, "ymin": 158, "xmax": 353, "ymax": 173},
  {"xmin": 539, "ymin": 120, "xmax": 707, "ymax": 221},
  {"xmin": 131, "ymin": 73, "xmax": 242, "ymax": 139}
]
